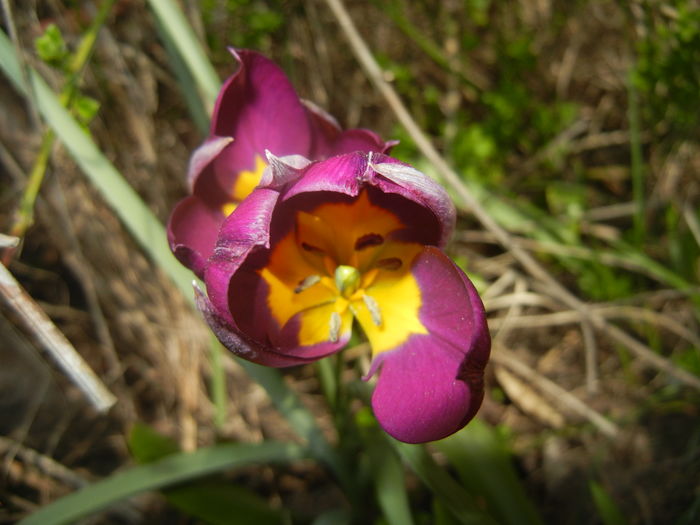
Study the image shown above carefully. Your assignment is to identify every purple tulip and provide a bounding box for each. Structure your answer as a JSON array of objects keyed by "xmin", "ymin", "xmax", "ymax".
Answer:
[
  {"xmin": 198, "ymin": 151, "xmax": 490, "ymax": 443},
  {"xmin": 168, "ymin": 49, "xmax": 393, "ymax": 278}
]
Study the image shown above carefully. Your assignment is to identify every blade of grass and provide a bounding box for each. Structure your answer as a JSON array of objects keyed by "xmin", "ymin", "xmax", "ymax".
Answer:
[
  {"xmin": 435, "ymin": 420, "xmax": 544, "ymax": 525},
  {"xmin": 0, "ymin": 28, "xmax": 344, "ymax": 480},
  {"xmin": 128, "ymin": 423, "xmax": 285, "ymax": 525},
  {"xmin": 11, "ymin": 0, "xmax": 116, "ymax": 241},
  {"xmin": 153, "ymin": 13, "xmax": 210, "ymax": 135},
  {"xmin": 628, "ymin": 70, "xmax": 645, "ymax": 248},
  {"xmin": 0, "ymin": 28, "xmax": 194, "ymax": 299},
  {"xmin": 368, "ymin": 436, "xmax": 414, "ymax": 525},
  {"xmin": 391, "ymin": 441, "xmax": 498, "ymax": 525},
  {"xmin": 589, "ymin": 481, "xmax": 628, "ymax": 525},
  {"xmin": 18, "ymin": 441, "xmax": 306, "ymax": 525},
  {"xmin": 209, "ymin": 336, "xmax": 227, "ymax": 430},
  {"xmin": 145, "ymin": 0, "xmax": 220, "ymax": 113}
]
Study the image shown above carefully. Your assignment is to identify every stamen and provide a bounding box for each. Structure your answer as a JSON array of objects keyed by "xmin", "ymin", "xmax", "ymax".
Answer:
[
  {"xmin": 376, "ymin": 257, "xmax": 402, "ymax": 271},
  {"xmin": 301, "ymin": 242, "xmax": 325, "ymax": 254},
  {"xmin": 329, "ymin": 311, "xmax": 341, "ymax": 343},
  {"xmin": 354, "ymin": 233, "xmax": 384, "ymax": 251},
  {"xmin": 294, "ymin": 274, "xmax": 321, "ymax": 294},
  {"xmin": 363, "ymin": 294, "xmax": 382, "ymax": 327}
]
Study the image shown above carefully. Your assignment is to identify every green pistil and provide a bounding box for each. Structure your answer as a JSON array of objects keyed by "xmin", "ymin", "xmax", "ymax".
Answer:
[{"xmin": 334, "ymin": 265, "xmax": 361, "ymax": 297}]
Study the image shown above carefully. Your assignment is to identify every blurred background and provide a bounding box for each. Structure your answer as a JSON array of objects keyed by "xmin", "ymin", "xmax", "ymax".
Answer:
[{"xmin": 1, "ymin": 0, "xmax": 699, "ymax": 523}]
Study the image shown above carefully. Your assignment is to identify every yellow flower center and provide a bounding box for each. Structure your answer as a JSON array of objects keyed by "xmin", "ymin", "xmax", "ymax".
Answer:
[{"xmin": 259, "ymin": 190, "xmax": 428, "ymax": 354}]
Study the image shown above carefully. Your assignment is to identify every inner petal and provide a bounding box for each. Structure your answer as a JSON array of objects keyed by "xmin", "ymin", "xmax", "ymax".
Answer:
[
  {"xmin": 260, "ymin": 232, "xmax": 337, "ymax": 330},
  {"xmin": 222, "ymin": 155, "xmax": 267, "ymax": 215}
]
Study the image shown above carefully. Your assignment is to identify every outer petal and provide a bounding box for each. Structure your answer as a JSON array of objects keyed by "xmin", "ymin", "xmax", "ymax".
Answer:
[
  {"xmin": 202, "ymin": 49, "xmax": 314, "ymax": 195},
  {"xmin": 282, "ymin": 152, "xmax": 454, "ymax": 247},
  {"xmin": 204, "ymin": 186, "xmax": 349, "ymax": 365},
  {"xmin": 167, "ymin": 195, "xmax": 223, "ymax": 278},
  {"xmin": 187, "ymin": 135, "xmax": 234, "ymax": 192},
  {"xmin": 195, "ymin": 284, "xmax": 319, "ymax": 367},
  {"xmin": 206, "ymin": 187, "xmax": 280, "ymax": 326},
  {"xmin": 369, "ymin": 246, "xmax": 490, "ymax": 443}
]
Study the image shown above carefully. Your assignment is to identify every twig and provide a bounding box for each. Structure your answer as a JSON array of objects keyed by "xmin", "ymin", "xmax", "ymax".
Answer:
[
  {"xmin": 581, "ymin": 319, "xmax": 599, "ymax": 394},
  {"xmin": 0, "ymin": 436, "xmax": 87, "ymax": 489},
  {"xmin": 493, "ymin": 347, "xmax": 620, "ymax": 439},
  {"xmin": 683, "ymin": 201, "xmax": 700, "ymax": 249},
  {"xmin": 0, "ymin": 262, "xmax": 116, "ymax": 412},
  {"xmin": 323, "ymin": 0, "xmax": 700, "ymax": 390},
  {"xmin": 487, "ymin": 305, "xmax": 700, "ymax": 349}
]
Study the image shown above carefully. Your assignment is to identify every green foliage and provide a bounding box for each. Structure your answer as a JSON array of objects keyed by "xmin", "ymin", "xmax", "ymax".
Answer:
[
  {"xmin": 435, "ymin": 420, "xmax": 544, "ymax": 525},
  {"xmin": 129, "ymin": 424, "xmax": 285, "ymax": 525},
  {"xmin": 72, "ymin": 94, "xmax": 100, "ymax": 125},
  {"xmin": 589, "ymin": 481, "xmax": 628, "ymax": 525},
  {"xmin": 34, "ymin": 24, "xmax": 69, "ymax": 67},
  {"xmin": 633, "ymin": 1, "xmax": 700, "ymax": 139},
  {"xmin": 201, "ymin": 0, "xmax": 284, "ymax": 57}
]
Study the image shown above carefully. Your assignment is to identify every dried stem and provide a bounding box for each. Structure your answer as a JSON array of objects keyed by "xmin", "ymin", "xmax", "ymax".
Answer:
[{"xmin": 0, "ymin": 262, "xmax": 116, "ymax": 412}]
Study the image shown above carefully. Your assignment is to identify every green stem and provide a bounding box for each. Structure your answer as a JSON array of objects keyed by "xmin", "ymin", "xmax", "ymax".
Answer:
[
  {"xmin": 209, "ymin": 336, "xmax": 227, "ymax": 430},
  {"xmin": 628, "ymin": 69, "xmax": 645, "ymax": 247},
  {"xmin": 10, "ymin": 0, "xmax": 117, "ymax": 240}
]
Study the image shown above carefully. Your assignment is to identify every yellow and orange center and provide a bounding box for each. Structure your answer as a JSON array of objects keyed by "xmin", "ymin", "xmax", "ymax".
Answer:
[
  {"xmin": 221, "ymin": 155, "xmax": 267, "ymax": 216},
  {"xmin": 259, "ymin": 190, "xmax": 428, "ymax": 355}
]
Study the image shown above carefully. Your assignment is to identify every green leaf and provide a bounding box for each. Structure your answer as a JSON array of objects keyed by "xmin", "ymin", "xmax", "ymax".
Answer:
[
  {"xmin": 357, "ymin": 408, "xmax": 414, "ymax": 525},
  {"xmin": 72, "ymin": 94, "xmax": 100, "ymax": 125},
  {"xmin": 435, "ymin": 420, "xmax": 544, "ymax": 525},
  {"xmin": 145, "ymin": 0, "xmax": 220, "ymax": 112},
  {"xmin": 166, "ymin": 481, "xmax": 285, "ymax": 525},
  {"xmin": 391, "ymin": 440, "xmax": 498, "ymax": 525},
  {"xmin": 128, "ymin": 423, "xmax": 180, "ymax": 463},
  {"xmin": 589, "ymin": 481, "xmax": 628, "ymax": 525},
  {"xmin": 34, "ymin": 24, "xmax": 68, "ymax": 67},
  {"xmin": 18, "ymin": 441, "xmax": 307, "ymax": 525},
  {"xmin": 128, "ymin": 424, "xmax": 284, "ymax": 525}
]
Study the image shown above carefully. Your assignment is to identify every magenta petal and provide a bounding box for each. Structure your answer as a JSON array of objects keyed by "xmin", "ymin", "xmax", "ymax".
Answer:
[
  {"xmin": 187, "ymin": 136, "xmax": 234, "ymax": 191},
  {"xmin": 369, "ymin": 159, "xmax": 456, "ymax": 248},
  {"xmin": 370, "ymin": 247, "xmax": 490, "ymax": 443},
  {"xmin": 195, "ymin": 284, "xmax": 317, "ymax": 367},
  {"xmin": 167, "ymin": 196, "xmax": 224, "ymax": 279},
  {"xmin": 205, "ymin": 187, "xmax": 280, "ymax": 325},
  {"xmin": 281, "ymin": 152, "xmax": 453, "ymax": 246},
  {"xmin": 209, "ymin": 49, "xmax": 313, "ymax": 182}
]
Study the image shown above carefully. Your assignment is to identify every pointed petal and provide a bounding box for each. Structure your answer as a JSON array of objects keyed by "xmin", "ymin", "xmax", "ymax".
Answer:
[
  {"xmin": 210, "ymin": 49, "xmax": 313, "ymax": 182},
  {"xmin": 187, "ymin": 135, "xmax": 234, "ymax": 191},
  {"xmin": 369, "ymin": 247, "xmax": 490, "ymax": 443},
  {"xmin": 369, "ymin": 160, "xmax": 456, "ymax": 248}
]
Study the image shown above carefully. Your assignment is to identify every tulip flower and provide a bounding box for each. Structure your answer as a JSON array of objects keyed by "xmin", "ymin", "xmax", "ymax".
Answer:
[
  {"xmin": 197, "ymin": 151, "xmax": 490, "ymax": 443},
  {"xmin": 168, "ymin": 49, "xmax": 392, "ymax": 278}
]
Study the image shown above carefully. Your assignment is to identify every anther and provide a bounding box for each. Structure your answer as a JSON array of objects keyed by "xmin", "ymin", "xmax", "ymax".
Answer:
[
  {"xmin": 376, "ymin": 257, "xmax": 402, "ymax": 271},
  {"xmin": 301, "ymin": 242, "xmax": 324, "ymax": 254},
  {"xmin": 363, "ymin": 294, "xmax": 382, "ymax": 327},
  {"xmin": 354, "ymin": 233, "xmax": 384, "ymax": 251},
  {"xmin": 294, "ymin": 274, "xmax": 321, "ymax": 294},
  {"xmin": 329, "ymin": 312, "xmax": 341, "ymax": 343}
]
